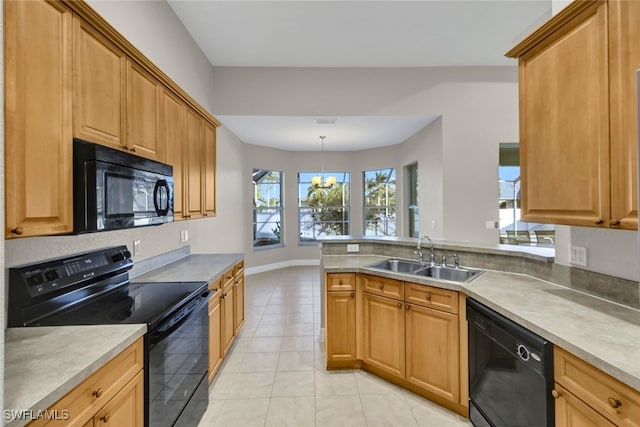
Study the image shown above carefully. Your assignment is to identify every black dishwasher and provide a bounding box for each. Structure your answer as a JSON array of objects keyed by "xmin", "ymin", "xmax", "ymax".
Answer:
[{"xmin": 467, "ymin": 298, "xmax": 554, "ymax": 427}]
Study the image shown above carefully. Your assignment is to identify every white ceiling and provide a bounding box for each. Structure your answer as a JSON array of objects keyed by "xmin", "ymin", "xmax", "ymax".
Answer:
[
  {"xmin": 216, "ymin": 115, "xmax": 440, "ymax": 151},
  {"xmin": 167, "ymin": 0, "xmax": 551, "ymax": 151}
]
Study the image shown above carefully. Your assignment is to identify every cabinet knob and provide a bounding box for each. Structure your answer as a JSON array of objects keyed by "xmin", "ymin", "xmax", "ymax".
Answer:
[
  {"xmin": 11, "ymin": 227, "xmax": 24, "ymax": 235},
  {"xmin": 100, "ymin": 413, "xmax": 111, "ymax": 423},
  {"xmin": 339, "ymin": 279, "xmax": 344, "ymax": 285},
  {"xmin": 551, "ymin": 389, "xmax": 561, "ymax": 399},
  {"xmin": 610, "ymin": 219, "xmax": 621, "ymax": 226},
  {"xmin": 130, "ymin": 147, "xmax": 136, "ymax": 153},
  {"xmin": 92, "ymin": 388, "xmax": 103, "ymax": 398},
  {"xmin": 397, "ymin": 303, "xmax": 402, "ymax": 308},
  {"xmin": 406, "ymin": 305, "xmax": 410, "ymax": 310},
  {"xmin": 608, "ymin": 397, "xmax": 622, "ymax": 409},
  {"xmin": 350, "ymin": 293, "xmax": 355, "ymax": 298},
  {"xmin": 379, "ymin": 284, "xmax": 384, "ymax": 289},
  {"xmin": 594, "ymin": 218, "xmax": 604, "ymax": 224},
  {"xmin": 203, "ymin": 213, "xmax": 208, "ymax": 216},
  {"xmin": 425, "ymin": 294, "xmax": 432, "ymax": 301}
]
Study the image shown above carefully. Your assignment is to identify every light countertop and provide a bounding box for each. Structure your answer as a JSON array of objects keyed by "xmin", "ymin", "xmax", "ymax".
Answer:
[
  {"xmin": 133, "ymin": 253, "xmax": 243, "ymax": 284},
  {"xmin": 323, "ymin": 254, "xmax": 640, "ymax": 392},
  {"xmin": 4, "ymin": 324, "xmax": 146, "ymax": 427}
]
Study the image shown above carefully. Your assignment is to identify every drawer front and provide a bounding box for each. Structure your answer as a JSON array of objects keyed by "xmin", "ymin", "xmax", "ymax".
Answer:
[
  {"xmin": 327, "ymin": 273, "xmax": 355, "ymax": 291},
  {"xmin": 29, "ymin": 338, "xmax": 143, "ymax": 427},
  {"xmin": 208, "ymin": 277, "xmax": 223, "ymax": 299},
  {"xmin": 233, "ymin": 260, "xmax": 244, "ymax": 278},
  {"xmin": 222, "ymin": 267, "xmax": 235, "ymax": 287},
  {"xmin": 405, "ymin": 283, "xmax": 459, "ymax": 314},
  {"xmin": 362, "ymin": 274, "xmax": 404, "ymax": 300},
  {"xmin": 555, "ymin": 347, "xmax": 640, "ymax": 426}
]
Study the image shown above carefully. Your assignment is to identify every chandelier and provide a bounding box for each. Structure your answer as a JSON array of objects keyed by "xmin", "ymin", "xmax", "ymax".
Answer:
[{"xmin": 311, "ymin": 136, "xmax": 336, "ymax": 189}]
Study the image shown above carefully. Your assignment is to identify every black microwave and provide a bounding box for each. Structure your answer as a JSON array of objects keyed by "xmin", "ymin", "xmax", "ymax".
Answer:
[{"xmin": 73, "ymin": 139, "xmax": 174, "ymax": 233}]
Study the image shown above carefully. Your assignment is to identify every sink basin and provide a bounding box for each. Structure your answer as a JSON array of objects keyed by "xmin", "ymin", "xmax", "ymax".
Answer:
[
  {"xmin": 367, "ymin": 259, "xmax": 425, "ymax": 273},
  {"xmin": 414, "ymin": 265, "xmax": 484, "ymax": 283}
]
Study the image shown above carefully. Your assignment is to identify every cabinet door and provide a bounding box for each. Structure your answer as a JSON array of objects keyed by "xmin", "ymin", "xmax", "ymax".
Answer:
[
  {"xmin": 326, "ymin": 291, "xmax": 357, "ymax": 363},
  {"xmin": 5, "ymin": 0, "xmax": 73, "ymax": 238},
  {"xmin": 362, "ymin": 293, "xmax": 405, "ymax": 378},
  {"xmin": 608, "ymin": 0, "xmax": 640, "ymax": 230},
  {"xmin": 234, "ymin": 277, "xmax": 245, "ymax": 334},
  {"xmin": 202, "ymin": 121, "xmax": 217, "ymax": 217},
  {"xmin": 127, "ymin": 61, "xmax": 162, "ymax": 161},
  {"xmin": 161, "ymin": 90, "xmax": 185, "ymax": 219},
  {"xmin": 555, "ymin": 385, "xmax": 616, "ymax": 427},
  {"xmin": 518, "ymin": 1, "xmax": 610, "ymax": 227},
  {"xmin": 73, "ymin": 18, "xmax": 126, "ymax": 149},
  {"xmin": 222, "ymin": 285, "xmax": 235, "ymax": 355},
  {"xmin": 93, "ymin": 371, "xmax": 144, "ymax": 427},
  {"xmin": 208, "ymin": 296, "xmax": 223, "ymax": 383},
  {"xmin": 185, "ymin": 108, "xmax": 203, "ymax": 219},
  {"xmin": 406, "ymin": 304, "xmax": 460, "ymax": 403}
]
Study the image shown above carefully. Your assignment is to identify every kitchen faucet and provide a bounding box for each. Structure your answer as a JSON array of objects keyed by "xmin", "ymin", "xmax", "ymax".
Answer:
[{"xmin": 416, "ymin": 235, "xmax": 436, "ymax": 266}]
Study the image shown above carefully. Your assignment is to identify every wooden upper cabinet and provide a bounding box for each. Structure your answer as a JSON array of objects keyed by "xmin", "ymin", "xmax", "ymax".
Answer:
[
  {"xmin": 5, "ymin": 0, "xmax": 74, "ymax": 238},
  {"xmin": 161, "ymin": 90, "xmax": 185, "ymax": 219},
  {"xmin": 608, "ymin": 0, "xmax": 640, "ymax": 230},
  {"xmin": 507, "ymin": 0, "xmax": 638, "ymax": 229},
  {"xmin": 202, "ymin": 121, "xmax": 217, "ymax": 217},
  {"xmin": 127, "ymin": 61, "xmax": 162, "ymax": 161},
  {"xmin": 73, "ymin": 17, "xmax": 127, "ymax": 150},
  {"xmin": 185, "ymin": 108, "xmax": 203, "ymax": 219}
]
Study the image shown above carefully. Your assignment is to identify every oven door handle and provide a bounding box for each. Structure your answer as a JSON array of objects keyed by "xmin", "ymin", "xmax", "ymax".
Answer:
[{"xmin": 148, "ymin": 291, "xmax": 209, "ymax": 345}]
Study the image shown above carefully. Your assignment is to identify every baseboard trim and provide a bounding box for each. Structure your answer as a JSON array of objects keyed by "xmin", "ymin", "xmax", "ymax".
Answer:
[{"xmin": 245, "ymin": 259, "xmax": 320, "ymax": 276}]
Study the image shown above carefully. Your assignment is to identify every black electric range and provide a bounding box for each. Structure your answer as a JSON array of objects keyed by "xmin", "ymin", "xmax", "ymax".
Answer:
[{"xmin": 8, "ymin": 246, "xmax": 210, "ymax": 427}]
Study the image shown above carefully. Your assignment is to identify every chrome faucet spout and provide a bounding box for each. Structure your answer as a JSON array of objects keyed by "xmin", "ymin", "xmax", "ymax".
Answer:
[{"xmin": 419, "ymin": 235, "xmax": 436, "ymax": 266}]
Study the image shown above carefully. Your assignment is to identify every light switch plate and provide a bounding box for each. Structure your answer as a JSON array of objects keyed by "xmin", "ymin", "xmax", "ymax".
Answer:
[
  {"xmin": 485, "ymin": 220, "xmax": 498, "ymax": 229},
  {"xmin": 347, "ymin": 244, "xmax": 360, "ymax": 253},
  {"xmin": 133, "ymin": 239, "xmax": 141, "ymax": 256},
  {"xmin": 180, "ymin": 230, "xmax": 189, "ymax": 243},
  {"xmin": 569, "ymin": 245, "xmax": 587, "ymax": 267}
]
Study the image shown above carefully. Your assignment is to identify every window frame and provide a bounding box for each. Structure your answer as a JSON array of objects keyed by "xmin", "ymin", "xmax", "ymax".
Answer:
[
  {"xmin": 406, "ymin": 162, "xmax": 419, "ymax": 238},
  {"xmin": 252, "ymin": 169, "xmax": 284, "ymax": 251}
]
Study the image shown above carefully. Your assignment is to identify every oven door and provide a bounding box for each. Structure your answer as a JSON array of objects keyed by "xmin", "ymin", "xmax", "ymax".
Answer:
[
  {"xmin": 96, "ymin": 161, "xmax": 174, "ymax": 231},
  {"xmin": 147, "ymin": 291, "xmax": 209, "ymax": 427}
]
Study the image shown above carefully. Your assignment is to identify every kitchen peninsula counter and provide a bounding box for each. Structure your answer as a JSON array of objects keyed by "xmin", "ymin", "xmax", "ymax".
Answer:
[
  {"xmin": 323, "ymin": 251, "xmax": 640, "ymax": 393},
  {"xmin": 4, "ymin": 324, "xmax": 146, "ymax": 427}
]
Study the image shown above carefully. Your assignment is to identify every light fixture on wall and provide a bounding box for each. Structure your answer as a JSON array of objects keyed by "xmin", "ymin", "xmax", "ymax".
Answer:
[{"xmin": 312, "ymin": 136, "xmax": 337, "ymax": 189}]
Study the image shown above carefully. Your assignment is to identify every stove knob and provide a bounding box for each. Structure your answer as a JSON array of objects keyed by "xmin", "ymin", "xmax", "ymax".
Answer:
[
  {"xmin": 27, "ymin": 274, "xmax": 45, "ymax": 286},
  {"xmin": 123, "ymin": 250, "xmax": 132, "ymax": 259},
  {"xmin": 45, "ymin": 270, "xmax": 59, "ymax": 281},
  {"xmin": 111, "ymin": 253, "xmax": 125, "ymax": 262}
]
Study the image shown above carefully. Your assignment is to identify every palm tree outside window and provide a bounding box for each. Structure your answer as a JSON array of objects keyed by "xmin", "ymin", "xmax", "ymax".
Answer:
[{"xmin": 363, "ymin": 168, "xmax": 396, "ymax": 236}]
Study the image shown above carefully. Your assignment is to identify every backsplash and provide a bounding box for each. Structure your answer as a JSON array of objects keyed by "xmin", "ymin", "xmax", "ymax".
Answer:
[{"xmin": 322, "ymin": 241, "xmax": 640, "ymax": 310}]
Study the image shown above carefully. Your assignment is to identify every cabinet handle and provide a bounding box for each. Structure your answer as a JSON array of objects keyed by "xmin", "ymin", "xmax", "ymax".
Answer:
[
  {"xmin": 130, "ymin": 147, "xmax": 136, "ymax": 153},
  {"xmin": 610, "ymin": 219, "xmax": 621, "ymax": 226},
  {"xmin": 594, "ymin": 218, "xmax": 604, "ymax": 224},
  {"xmin": 11, "ymin": 227, "xmax": 24, "ymax": 235},
  {"xmin": 100, "ymin": 413, "xmax": 110, "ymax": 423},
  {"xmin": 350, "ymin": 293, "xmax": 355, "ymax": 298},
  {"xmin": 397, "ymin": 303, "xmax": 402, "ymax": 308},
  {"xmin": 608, "ymin": 397, "xmax": 622, "ymax": 409},
  {"xmin": 338, "ymin": 280, "xmax": 344, "ymax": 285},
  {"xmin": 203, "ymin": 213, "xmax": 208, "ymax": 216},
  {"xmin": 551, "ymin": 389, "xmax": 561, "ymax": 399},
  {"xmin": 425, "ymin": 294, "xmax": 432, "ymax": 301},
  {"xmin": 92, "ymin": 388, "xmax": 103, "ymax": 398},
  {"xmin": 379, "ymin": 284, "xmax": 384, "ymax": 289}
]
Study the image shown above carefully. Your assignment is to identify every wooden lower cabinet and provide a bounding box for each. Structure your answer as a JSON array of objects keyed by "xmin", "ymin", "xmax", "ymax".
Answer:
[
  {"xmin": 405, "ymin": 303, "xmax": 460, "ymax": 403},
  {"xmin": 326, "ymin": 291, "xmax": 357, "ymax": 364},
  {"xmin": 555, "ymin": 384, "xmax": 616, "ymax": 427},
  {"xmin": 29, "ymin": 338, "xmax": 144, "ymax": 427},
  {"xmin": 362, "ymin": 292, "xmax": 405, "ymax": 378}
]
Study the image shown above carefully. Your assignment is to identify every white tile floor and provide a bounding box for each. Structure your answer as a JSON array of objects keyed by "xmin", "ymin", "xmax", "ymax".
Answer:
[{"xmin": 198, "ymin": 266, "xmax": 472, "ymax": 427}]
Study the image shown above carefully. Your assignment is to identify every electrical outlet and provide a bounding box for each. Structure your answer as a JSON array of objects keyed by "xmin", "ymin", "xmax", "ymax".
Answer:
[
  {"xmin": 180, "ymin": 230, "xmax": 189, "ymax": 243},
  {"xmin": 569, "ymin": 245, "xmax": 587, "ymax": 267},
  {"xmin": 347, "ymin": 244, "xmax": 359, "ymax": 253},
  {"xmin": 485, "ymin": 220, "xmax": 498, "ymax": 229},
  {"xmin": 133, "ymin": 239, "xmax": 141, "ymax": 256}
]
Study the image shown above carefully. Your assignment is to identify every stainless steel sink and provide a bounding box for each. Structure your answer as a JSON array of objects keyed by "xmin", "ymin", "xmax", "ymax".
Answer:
[
  {"xmin": 414, "ymin": 265, "xmax": 484, "ymax": 283},
  {"xmin": 366, "ymin": 258, "xmax": 484, "ymax": 283},
  {"xmin": 367, "ymin": 259, "xmax": 425, "ymax": 273}
]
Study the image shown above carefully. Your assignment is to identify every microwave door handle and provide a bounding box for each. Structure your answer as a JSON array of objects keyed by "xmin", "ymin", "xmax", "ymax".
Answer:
[{"xmin": 153, "ymin": 180, "xmax": 170, "ymax": 216}]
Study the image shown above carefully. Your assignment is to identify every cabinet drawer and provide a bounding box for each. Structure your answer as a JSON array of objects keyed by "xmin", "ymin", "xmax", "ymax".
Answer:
[
  {"xmin": 29, "ymin": 338, "xmax": 143, "ymax": 427},
  {"xmin": 405, "ymin": 283, "xmax": 458, "ymax": 314},
  {"xmin": 222, "ymin": 268, "xmax": 235, "ymax": 287},
  {"xmin": 362, "ymin": 274, "xmax": 404, "ymax": 300},
  {"xmin": 208, "ymin": 277, "xmax": 223, "ymax": 299},
  {"xmin": 233, "ymin": 260, "xmax": 244, "ymax": 278},
  {"xmin": 327, "ymin": 273, "xmax": 355, "ymax": 291},
  {"xmin": 555, "ymin": 347, "xmax": 640, "ymax": 426}
]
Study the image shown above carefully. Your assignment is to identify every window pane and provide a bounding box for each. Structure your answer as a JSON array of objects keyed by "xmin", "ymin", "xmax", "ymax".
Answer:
[
  {"xmin": 406, "ymin": 163, "xmax": 419, "ymax": 238},
  {"xmin": 253, "ymin": 169, "xmax": 283, "ymax": 248},
  {"xmin": 363, "ymin": 168, "xmax": 396, "ymax": 236},
  {"xmin": 298, "ymin": 172, "xmax": 350, "ymax": 243}
]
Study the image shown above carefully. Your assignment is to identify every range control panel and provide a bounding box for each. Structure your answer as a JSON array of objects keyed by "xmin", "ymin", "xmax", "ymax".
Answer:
[{"xmin": 10, "ymin": 246, "xmax": 133, "ymax": 300}]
